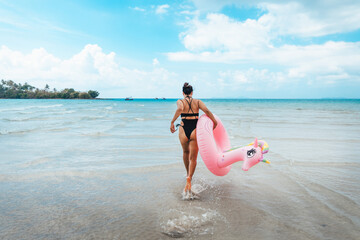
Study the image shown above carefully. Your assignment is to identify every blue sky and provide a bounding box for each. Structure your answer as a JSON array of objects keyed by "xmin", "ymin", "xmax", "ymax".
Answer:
[{"xmin": 0, "ymin": 0, "xmax": 360, "ymax": 98}]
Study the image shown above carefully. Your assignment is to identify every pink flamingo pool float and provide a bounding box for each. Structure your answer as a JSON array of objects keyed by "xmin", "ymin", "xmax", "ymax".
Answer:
[{"xmin": 196, "ymin": 114, "xmax": 270, "ymax": 176}]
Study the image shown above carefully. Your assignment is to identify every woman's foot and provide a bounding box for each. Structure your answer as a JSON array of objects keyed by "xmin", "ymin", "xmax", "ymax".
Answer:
[{"xmin": 184, "ymin": 176, "xmax": 192, "ymax": 192}]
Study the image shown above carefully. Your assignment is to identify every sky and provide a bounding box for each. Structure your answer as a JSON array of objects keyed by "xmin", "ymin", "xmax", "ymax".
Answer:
[{"xmin": 0, "ymin": 0, "xmax": 360, "ymax": 98}]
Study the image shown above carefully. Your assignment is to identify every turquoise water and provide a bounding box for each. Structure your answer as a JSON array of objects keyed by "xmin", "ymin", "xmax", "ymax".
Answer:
[
  {"xmin": 1, "ymin": 99, "xmax": 360, "ymax": 239},
  {"xmin": 1, "ymin": 99, "xmax": 359, "ymax": 173}
]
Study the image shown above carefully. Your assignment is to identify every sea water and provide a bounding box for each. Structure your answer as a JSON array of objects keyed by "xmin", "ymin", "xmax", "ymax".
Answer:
[{"xmin": 0, "ymin": 99, "xmax": 359, "ymax": 239}]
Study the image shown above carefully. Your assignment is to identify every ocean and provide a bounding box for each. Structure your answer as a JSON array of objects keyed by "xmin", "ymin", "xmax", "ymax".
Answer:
[{"xmin": 0, "ymin": 99, "xmax": 359, "ymax": 239}]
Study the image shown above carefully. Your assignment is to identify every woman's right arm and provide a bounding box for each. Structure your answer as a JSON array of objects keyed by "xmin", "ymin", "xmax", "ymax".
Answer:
[
  {"xmin": 198, "ymin": 100, "xmax": 218, "ymax": 129},
  {"xmin": 170, "ymin": 100, "xmax": 183, "ymax": 133}
]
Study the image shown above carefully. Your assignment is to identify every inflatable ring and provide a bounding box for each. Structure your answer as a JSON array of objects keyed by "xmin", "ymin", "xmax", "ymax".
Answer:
[{"xmin": 196, "ymin": 114, "xmax": 269, "ymax": 176}]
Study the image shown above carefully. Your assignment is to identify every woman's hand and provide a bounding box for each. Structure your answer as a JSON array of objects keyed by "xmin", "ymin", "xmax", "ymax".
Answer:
[{"xmin": 170, "ymin": 122, "xmax": 175, "ymax": 133}]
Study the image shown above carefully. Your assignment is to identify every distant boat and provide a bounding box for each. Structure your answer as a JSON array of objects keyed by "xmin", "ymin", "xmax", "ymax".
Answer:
[
  {"xmin": 162, "ymin": 98, "xmax": 166, "ymax": 100},
  {"xmin": 125, "ymin": 97, "xmax": 133, "ymax": 101}
]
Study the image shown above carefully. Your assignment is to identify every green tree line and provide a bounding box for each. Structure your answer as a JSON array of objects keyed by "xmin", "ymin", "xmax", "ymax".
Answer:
[{"xmin": 0, "ymin": 80, "xmax": 99, "ymax": 99}]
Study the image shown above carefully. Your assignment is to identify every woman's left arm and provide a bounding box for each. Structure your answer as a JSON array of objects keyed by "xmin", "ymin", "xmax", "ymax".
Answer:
[{"xmin": 170, "ymin": 100, "xmax": 183, "ymax": 133}]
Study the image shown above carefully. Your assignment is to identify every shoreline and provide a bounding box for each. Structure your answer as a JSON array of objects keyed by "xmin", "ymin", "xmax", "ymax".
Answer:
[{"xmin": 1, "ymin": 98, "xmax": 360, "ymax": 100}]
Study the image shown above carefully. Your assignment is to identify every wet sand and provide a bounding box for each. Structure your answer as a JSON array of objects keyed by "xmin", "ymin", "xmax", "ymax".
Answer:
[{"xmin": 1, "ymin": 160, "xmax": 359, "ymax": 239}]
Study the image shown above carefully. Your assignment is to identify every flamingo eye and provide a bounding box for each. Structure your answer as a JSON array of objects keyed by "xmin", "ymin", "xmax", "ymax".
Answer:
[{"xmin": 247, "ymin": 149, "xmax": 256, "ymax": 158}]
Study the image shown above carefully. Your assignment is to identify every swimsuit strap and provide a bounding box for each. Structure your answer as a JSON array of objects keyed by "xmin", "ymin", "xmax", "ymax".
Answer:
[
  {"xmin": 181, "ymin": 97, "xmax": 198, "ymax": 119},
  {"xmin": 181, "ymin": 113, "xmax": 198, "ymax": 116},
  {"xmin": 185, "ymin": 97, "xmax": 194, "ymax": 114}
]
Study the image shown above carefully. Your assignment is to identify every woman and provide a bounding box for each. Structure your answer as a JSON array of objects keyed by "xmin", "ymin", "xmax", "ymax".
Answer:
[{"xmin": 170, "ymin": 83, "xmax": 217, "ymax": 193}]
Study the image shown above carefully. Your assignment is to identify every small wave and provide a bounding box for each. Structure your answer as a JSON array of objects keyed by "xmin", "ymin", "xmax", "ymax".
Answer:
[
  {"xmin": 160, "ymin": 207, "xmax": 224, "ymax": 238},
  {"xmin": 0, "ymin": 107, "xmax": 30, "ymax": 112},
  {"xmin": 38, "ymin": 104, "xmax": 63, "ymax": 109},
  {"xmin": 63, "ymin": 110, "xmax": 76, "ymax": 114},
  {"xmin": 81, "ymin": 132, "xmax": 112, "ymax": 137},
  {"xmin": 108, "ymin": 123, "xmax": 127, "ymax": 131},
  {"xmin": 21, "ymin": 157, "xmax": 53, "ymax": 167},
  {"xmin": 81, "ymin": 116, "xmax": 104, "ymax": 121},
  {"xmin": 138, "ymin": 104, "xmax": 145, "ymax": 107},
  {"xmin": 288, "ymin": 161, "xmax": 360, "ymax": 167},
  {"xmin": 0, "ymin": 170, "xmax": 101, "ymax": 182},
  {"xmin": 16, "ymin": 111, "xmax": 34, "ymax": 115},
  {"xmin": 47, "ymin": 127, "xmax": 70, "ymax": 132},
  {"xmin": 0, "ymin": 104, "xmax": 63, "ymax": 112},
  {"xmin": 2, "ymin": 117, "xmax": 26, "ymax": 122},
  {"xmin": 1, "ymin": 116, "xmax": 49, "ymax": 122},
  {"xmin": 46, "ymin": 110, "xmax": 77, "ymax": 116},
  {"xmin": 135, "ymin": 118, "xmax": 144, "ymax": 121},
  {"xmin": 0, "ymin": 128, "xmax": 40, "ymax": 135},
  {"xmin": 105, "ymin": 106, "xmax": 113, "ymax": 110}
]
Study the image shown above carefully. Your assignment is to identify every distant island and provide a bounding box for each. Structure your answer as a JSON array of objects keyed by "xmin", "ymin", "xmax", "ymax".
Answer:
[{"xmin": 0, "ymin": 80, "xmax": 99, "ymax": 99}]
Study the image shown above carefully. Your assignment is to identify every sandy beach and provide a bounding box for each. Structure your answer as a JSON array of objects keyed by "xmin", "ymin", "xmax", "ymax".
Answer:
[{"xmin": 2, "ymin": 162, "xmax": 359, "ymax": 239}]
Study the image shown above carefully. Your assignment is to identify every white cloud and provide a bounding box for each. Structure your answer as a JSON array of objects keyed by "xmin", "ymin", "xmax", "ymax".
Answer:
[
  {"xmin": 190, "ymin": 0, "xmax": 360, "ymax": 37},
  {"xmin": 177, "ymin": 1, "xmax": 360, "ymax": 53},
  {"xmin": 0, "ymin": 44, "xmax": 357, "ymax": 98},
  {"xmin": 180, "ymin": 13, "xmax": 270, "ymax": 52},
  {"xmin": 192, "ymin": 0, "xmax": 360, "ymax": 37},
  {"xmin": 156, "ymin": 4, "xmax": 170, "ymax": 14},
  {"xmin": 130, "ymin": 6, "xmax": 145, "ymax": 12},
  {"xmin": 269, "ymin": 41, "xmax": 360, "ymax": 84},
  {"xmin": 259, "ymin": 1, "xmax": 360, "ymax": 37},
  {"xmin": 179, "ymin": 10, "xmax": 199, "ymax": 16},
  {"xmin": 0, "ymin": 44, "xmax": 298, "ymax": 98},
  {"xmin": 167, "ymin": 0, "xmax": 360, "ymax": 86},
  {"xmin": 168, "ymin": 40, "xmax": 360, "ymax": 84},
  {"xmin": 152, "ymin": 58, "xmax": 160, "ymax": 66},
  {"xmin": 0, "ymin": 44, "xmax": 179, "ymax": 97},
  {"xmin": 217, "ymin": 68, "xmax": 286, "ymax": 91}
]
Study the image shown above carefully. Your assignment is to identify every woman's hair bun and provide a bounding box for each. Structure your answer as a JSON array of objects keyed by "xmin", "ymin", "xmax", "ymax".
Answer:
[{"xmin": 183, "ymin": 82, "xmax": 193, "ymax": 95}]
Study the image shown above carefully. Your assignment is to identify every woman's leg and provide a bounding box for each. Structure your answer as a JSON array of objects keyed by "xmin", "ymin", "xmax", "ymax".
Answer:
[
  {"xmin": 188, "ymin": 129, "xmax": 199, "ymax": 180},
  {"xmin": 184, "ymin": 129, "xmax": 199, "ymax": 192},
  {"xmin": 179, "ymin": 127, "xmax": 190, "ymax": 175}
]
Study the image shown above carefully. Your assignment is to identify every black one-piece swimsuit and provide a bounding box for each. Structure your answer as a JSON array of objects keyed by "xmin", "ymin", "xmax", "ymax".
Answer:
[{"xmin": 181, "ymin": 97, "xmax": 199, "ymax": 140}]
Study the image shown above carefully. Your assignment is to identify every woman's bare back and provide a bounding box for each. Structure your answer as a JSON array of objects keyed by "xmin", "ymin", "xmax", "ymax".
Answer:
[{"xmin": 179, "ymin": 98, "xmax": 199, "ymax": 118}]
